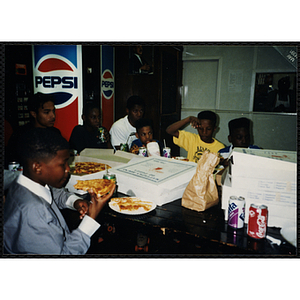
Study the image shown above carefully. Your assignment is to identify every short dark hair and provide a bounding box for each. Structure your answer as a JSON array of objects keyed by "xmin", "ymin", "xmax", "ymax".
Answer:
[
  {"xmin": 28, "ymin": 93, "xmax": 55, "ymax": 113},
  {"xmin": 135, "ymin": 118, "xmax": 153, "ymax": 131},
  {"xmin": 18, "ymin": 128, "xmax": 69, "ymax": 168},
  {"xmin": 228, "ymin": 117, "xmax": 250, "ymax": 135},
  {"xmin": 83, "ymin": 102, "xmax": 100, "ymax": 116},
  {"xmin": 197, "ymin": 110, "xmax": 217, "ymax": 127},
  {"xmin": 126, "ymin": 95, "xmax": 145, "ymax": 110}
]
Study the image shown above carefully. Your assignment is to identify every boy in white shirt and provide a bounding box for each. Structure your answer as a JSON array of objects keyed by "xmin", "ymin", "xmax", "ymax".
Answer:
[{"xmin": 109, "ymin": 95, "xmax": 145, "ymax": 150}]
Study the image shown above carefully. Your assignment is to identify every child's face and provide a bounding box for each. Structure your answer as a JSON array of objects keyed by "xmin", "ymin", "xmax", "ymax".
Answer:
[
  {"xmin": 31, "ymin": 101, "xmax": 56, "ymax": 128},
  {"xmin": 37, "ymin": 149, "xmax": 70, "ymax": 188},
  {"xmin": 196, "ymin": 119, "xmax": 215, "ymax": 143},
  {"xmin": 136, "ymin": 126, "xmax": 153, "ymax": 145},
  {"xmin": 127, "ymin": 105, "xmax": 144, "ymax": 126},
  {"xmin": 84, "ymin": 108, "xmax": 100, "ymax": 130},
  {"xmin": 229, "ymin": 127, "xmax": 250, "ymax": 148}
]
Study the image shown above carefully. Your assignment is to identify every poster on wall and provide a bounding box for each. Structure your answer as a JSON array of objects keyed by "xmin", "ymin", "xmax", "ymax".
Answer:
[
  {"xmin": 32, "ymin": 45, "xmax": 83, "ymax": 140},
  {"xmin": 253, "ymin": 72, "xmax": 296, "ymax": 113}
]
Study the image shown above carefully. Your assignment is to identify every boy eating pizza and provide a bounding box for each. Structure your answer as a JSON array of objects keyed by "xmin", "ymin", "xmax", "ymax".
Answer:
[{"xmin": 4, "ymin": 128, "xmax": 115, "ymax": 255}]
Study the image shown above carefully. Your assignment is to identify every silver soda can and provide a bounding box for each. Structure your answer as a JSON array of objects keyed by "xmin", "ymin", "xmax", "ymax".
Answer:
[
  {"xmin": 8, "ymin": 162, "xmax": 20, "ymax": 172},
  {"xmin": 228, "ymin": 196, "xmax": 245, "ymax": 229},
  {"xmin": 163, "ymin": 147, "xmax": 171, "ymax": 158},
  {"xmin": 138, "ymin": 147, "xmax": 147, "ymax": 157}
]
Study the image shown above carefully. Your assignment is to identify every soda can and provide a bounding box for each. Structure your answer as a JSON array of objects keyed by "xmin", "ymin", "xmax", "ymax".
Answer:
[
  {"xmin": 8, "ymin": 162, "xmax": 20, "ymax": 172},
  {"xmin": 103, "ymin": 173, "xmax": 116, "ymax": 183},
  {"xmin": 163, "ymin": 147, "xmax": 171, "ymax": 158},
  {"xmin": 228, "ymin": 196, "xmax": 245, "ymax": 229},
  {"xmin": 138, "ymin": 147, "xmax": 147, "ymax": 157},
  {"xmin": 98, "ymin": 127, "xmax": 105, "ymax": 143},
  {"xmin": 247, "ymin": 204, "xmax": 268, "ymax": 239},
  {"xmin": 120, "ymin": 143, "xmax": 128, "ymax": 152},
  {"xmin": 227, "ymin": 227, "xmax": 244, "ymax": 247},
  {"xmin": 17, "ymin": 166, "xmax": 23, "ymax": 174},
  {"xmin": 103, "ymin": 173, "xmax": 117, "ymax": 196}
]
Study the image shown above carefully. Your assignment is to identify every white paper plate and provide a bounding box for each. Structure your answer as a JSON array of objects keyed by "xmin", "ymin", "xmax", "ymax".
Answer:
[
  {"xmin": 108, "ymin": 197, "xmax": 156, "ymax": 215},
  {"xmin": 280, "ymin": 226, "xmax": 297, "ymax": 247}
]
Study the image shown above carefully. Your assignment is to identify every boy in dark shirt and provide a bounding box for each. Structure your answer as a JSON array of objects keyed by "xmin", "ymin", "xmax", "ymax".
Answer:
[
  {"xmin": 218, "ymin": 117, "xmax": 260, "ymax": 163},
  {"xmin": 69, "ymin": 102, "xmax": 112, "ymax": 154},
  {"xmin": 6, "ymin": 93, "xmax": 60, "ymax": 167}
]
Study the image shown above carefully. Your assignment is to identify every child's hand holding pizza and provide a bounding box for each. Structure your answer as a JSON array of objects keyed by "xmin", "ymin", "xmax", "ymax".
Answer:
[{"xmin": 87, "ymin": 184, "xmax": 116, "ymax": 219}]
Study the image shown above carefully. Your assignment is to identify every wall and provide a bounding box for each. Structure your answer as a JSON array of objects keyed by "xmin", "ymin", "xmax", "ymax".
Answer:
[{"xmin": 180, "ymin": 45, "xmax": 297, "ymax": 157}]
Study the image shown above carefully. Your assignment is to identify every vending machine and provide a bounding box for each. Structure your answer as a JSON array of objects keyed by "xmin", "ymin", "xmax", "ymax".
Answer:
[{"xmin": 32, "ymin": 45, "xmax": 83, "ymax": 140}]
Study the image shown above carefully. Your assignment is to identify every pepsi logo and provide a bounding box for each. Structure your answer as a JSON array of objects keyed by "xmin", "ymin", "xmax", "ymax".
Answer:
[
  {"xmin": 102, "ymin": 69, "xmax": 114, "ymax": 99},
  {"xmin": 33, "ymin": 54, "xmax": 80, "ymax": 109},
  {"xmin": 38, "ymin": 57, "xmax": 74, "ymax": 72}
]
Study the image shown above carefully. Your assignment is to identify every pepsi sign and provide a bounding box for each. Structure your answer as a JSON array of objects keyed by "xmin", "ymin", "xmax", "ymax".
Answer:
[
  {"xmin": 101, "ymin": 45, "xmax": 114, "ymax": 131},
  {"xmin": 32, "ymin": 45, "xmax": 83, "ymax": 140},
  {"xmin": 32, "ymin": 46, "xmax": 82, "ymax": 109},
  {"xmin": 101, "ymin": 69, "xmax": 114, "ymax": 99}
]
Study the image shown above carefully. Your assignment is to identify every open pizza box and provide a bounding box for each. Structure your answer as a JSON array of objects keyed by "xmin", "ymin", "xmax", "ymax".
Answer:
[
  {"xmin": 228, "ymin": 148, "xmax": 296, "ymax": 183},
  {"xmin": 66, "ymin": 152, "xmax": 130, "ymax": 195},
  {"xmin": 108, "ymin": 157, "xmax": 197, "ymax": 206},
  {"xmin": 72, "ymin": 148, "xmax": 141, "ymax": 164}
]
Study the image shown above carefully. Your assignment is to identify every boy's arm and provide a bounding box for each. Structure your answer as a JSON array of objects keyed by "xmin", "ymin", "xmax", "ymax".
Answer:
[{"xmin": 166, "ymin": 116, "xmax": 199, "ymax": 138}]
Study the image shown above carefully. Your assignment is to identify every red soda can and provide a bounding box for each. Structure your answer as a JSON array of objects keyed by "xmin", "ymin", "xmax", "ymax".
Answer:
[
  {"xmin": 247, "ymin": 204, "xmax": 268, "ymax": 239},
  {"xmin": 228, "ymin": 196, "xmax": 245, "ymax": 229}
]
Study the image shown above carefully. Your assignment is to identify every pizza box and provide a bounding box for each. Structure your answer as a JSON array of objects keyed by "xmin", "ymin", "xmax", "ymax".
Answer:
[
  {"xmin": 65, "ymin": 155, "xmax": 125, "ymax": 195},
  {"xmin": 79, "ymin": 148, "xmax": 139, "ymax": 164},
  {"xmin": 228, "ymin": 148, "xmax": 296, "ymax": 182},
  {"xmin": 221, "ymin": 168, "xmax": 296, "ymax": 228},
  {"xmin": 108, "ymin": 157, "xmax": 197, "ymax": 206}
]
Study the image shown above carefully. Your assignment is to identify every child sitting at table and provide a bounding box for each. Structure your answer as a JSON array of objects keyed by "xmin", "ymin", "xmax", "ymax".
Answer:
[
  {"xmin": 4, "ymin": 128, "xmax": 115, "ymax": 255},
  {"xmin": 69, "ymin": 102, "xmax": 112, "ymax": 154},
  {"xmin": 218, "ymin": 117, "xmax": 260, "ymax": 161},
  {"xmin": 129, "ymin": 118, "xmax": 163, "ymax": 156},
  {"xmin": 166, "ymin": 110, "xmax": 225, "ymax": 163}
]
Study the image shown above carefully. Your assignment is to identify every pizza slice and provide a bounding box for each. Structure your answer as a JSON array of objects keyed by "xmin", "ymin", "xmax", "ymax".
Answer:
[
  {"xmin": 109, "ymin": 197, "xmax": 153, "ymax": 212},
  {"xmin": 71, "ymin": 162, "xmax": 111, "ymax": 174},
  {"xmin": 74, "ymin": 179, "xmax": 115, "ymax": 197}
]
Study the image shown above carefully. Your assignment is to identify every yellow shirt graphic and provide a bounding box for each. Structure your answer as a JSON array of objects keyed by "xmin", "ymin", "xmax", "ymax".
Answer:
[{"xmin": 173, "ymin": 130, "xmax": 225, "ymax": 163}]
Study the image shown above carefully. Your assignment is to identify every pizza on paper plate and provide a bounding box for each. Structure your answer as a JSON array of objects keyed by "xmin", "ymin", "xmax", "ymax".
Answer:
[
  {"xmin": 71, "ymin": 162, "xmax": 111, "ymax": 175},
  {"xmin": 109, "ymin": 197, "xmax": 154, "ymax": 213},
  {"xmin": 74, "ymin": 179, "xmax": 114, "ymax": 197}
]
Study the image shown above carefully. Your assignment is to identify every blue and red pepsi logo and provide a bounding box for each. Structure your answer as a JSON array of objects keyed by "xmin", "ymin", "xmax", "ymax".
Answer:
[
  {"xmin": 33, "ymin": 54, "xmax": 80, "ymax": 108},
  {"xmin": 102, "ymin": 69, "xmax": 114, "ymax": 99}
]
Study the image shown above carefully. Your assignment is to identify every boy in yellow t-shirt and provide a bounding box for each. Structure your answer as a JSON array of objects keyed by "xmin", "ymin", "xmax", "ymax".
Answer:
[{"xmin": 166, "ymin": 110, "xmax": 225, "ymax": 163}]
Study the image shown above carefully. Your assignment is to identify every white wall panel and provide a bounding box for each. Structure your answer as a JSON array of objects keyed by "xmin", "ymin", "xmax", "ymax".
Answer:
[{"xmin": 181, "ymin": 45, "xmax": 297, "ymax": 152}]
